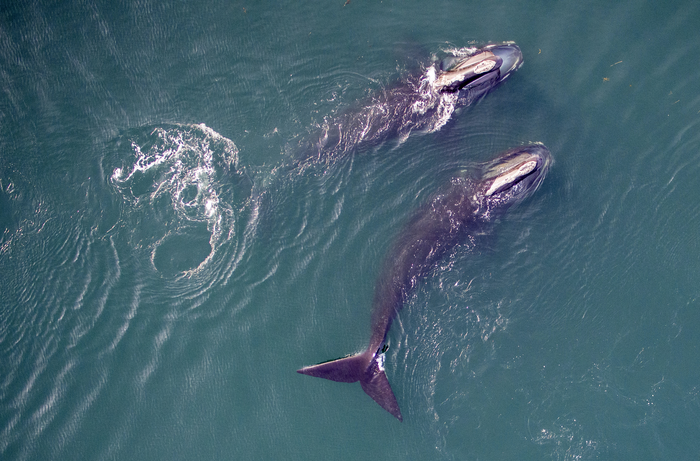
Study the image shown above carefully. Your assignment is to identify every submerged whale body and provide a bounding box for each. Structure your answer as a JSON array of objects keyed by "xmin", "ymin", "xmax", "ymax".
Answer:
[
  {"xmin": 297, "ymin": 144, "xmax": 552, "ymax": 421},
  {"xmin": 297, "ymin": 43, "xmax": 523, "ymax": 165}
]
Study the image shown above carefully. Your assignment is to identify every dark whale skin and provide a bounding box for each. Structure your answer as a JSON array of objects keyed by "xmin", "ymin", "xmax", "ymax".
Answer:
[
  {"xmin": 296, "ymin": 43, "xmax": 523, "ymax": 166},
  {"xmin": 298, "ymin": 144, "xmax": 552, "ymax": 421}
]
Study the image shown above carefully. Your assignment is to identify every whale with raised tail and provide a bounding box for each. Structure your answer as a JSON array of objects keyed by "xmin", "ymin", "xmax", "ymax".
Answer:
[{"xmin": 297, "ymin": 144, "xmax": 552, "ymax": 420}]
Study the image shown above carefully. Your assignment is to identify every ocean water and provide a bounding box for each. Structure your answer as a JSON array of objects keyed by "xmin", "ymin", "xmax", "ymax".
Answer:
[{"xmin": 2, "ymin": 0, "xmax": 700, "ymax": 459}]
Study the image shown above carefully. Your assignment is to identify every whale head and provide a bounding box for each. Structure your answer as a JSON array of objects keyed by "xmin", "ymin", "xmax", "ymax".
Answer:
[
  {"xmin": 434, "ymin": 42, "xmax": 523, "ymax": 94},
  {"xmin": 476, "ymin": 143, "xmax": 552, "ymax": 210}
]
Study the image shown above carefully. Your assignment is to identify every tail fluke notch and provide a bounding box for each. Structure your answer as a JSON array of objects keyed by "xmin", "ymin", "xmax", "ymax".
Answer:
[{"xmin": 297, "ymin": 352, "xmax": 403, "ymax": 421}]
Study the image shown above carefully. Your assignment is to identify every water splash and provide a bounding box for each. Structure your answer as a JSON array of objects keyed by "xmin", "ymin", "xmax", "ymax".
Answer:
[{"xmin": 110, "ymin": 123, "xmax": 252, "ymax": 276}]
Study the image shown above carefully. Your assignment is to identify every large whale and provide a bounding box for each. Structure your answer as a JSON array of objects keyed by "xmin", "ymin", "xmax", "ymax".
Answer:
[
  {"xmin": 298, "ymin": 144, "xmax": 552, "ymax": 420},
  {"xmin": 296, "ymin": 43, "xmax": 523, "ymax": 164}
]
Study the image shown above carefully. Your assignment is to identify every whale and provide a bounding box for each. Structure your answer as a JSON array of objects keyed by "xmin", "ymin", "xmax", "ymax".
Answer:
[
  {"xmin": 297, "ymin": 144, "xmax": 552, "ymax": 421},
  {"xmin": 296, "ymin": 43, "xmax": 523, "ymax": 164}
]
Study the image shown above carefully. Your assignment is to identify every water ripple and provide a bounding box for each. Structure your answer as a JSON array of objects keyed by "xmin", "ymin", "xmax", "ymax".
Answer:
[{"xmin": 106, "ymin": 123, "xmax": 255, "ymax": 303}]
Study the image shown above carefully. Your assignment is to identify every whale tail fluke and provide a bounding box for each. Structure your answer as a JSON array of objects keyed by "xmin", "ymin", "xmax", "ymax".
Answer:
[
  {"xmin": 360, "ymin": 363, "xmax": 403, "ymax": 421},
  {"xmin": 297, "ymin": 353, "xmax": 369, "ymax": 383},
  {"xmin": 297, "ymin": 351, "xmax": 403, "ymax": 421}
]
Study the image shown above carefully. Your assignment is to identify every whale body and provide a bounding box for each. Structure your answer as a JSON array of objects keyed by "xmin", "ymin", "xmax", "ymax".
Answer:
[
  {"xmin": 297, "ymin": 144, "xmax": 552, "ymax": 421},
  {"xmin": 297, "ymin": 43, "xmax": 523, "ymax": 164}
]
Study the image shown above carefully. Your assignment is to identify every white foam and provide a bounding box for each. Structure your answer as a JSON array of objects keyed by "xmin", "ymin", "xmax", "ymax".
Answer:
[
  {"xmin": 109, "ymin": 123, "xmax": 247, "ymax": 276},
  {"xmin": 376, "ymin": 352, "xmax": 386, "ymax": 372}
]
